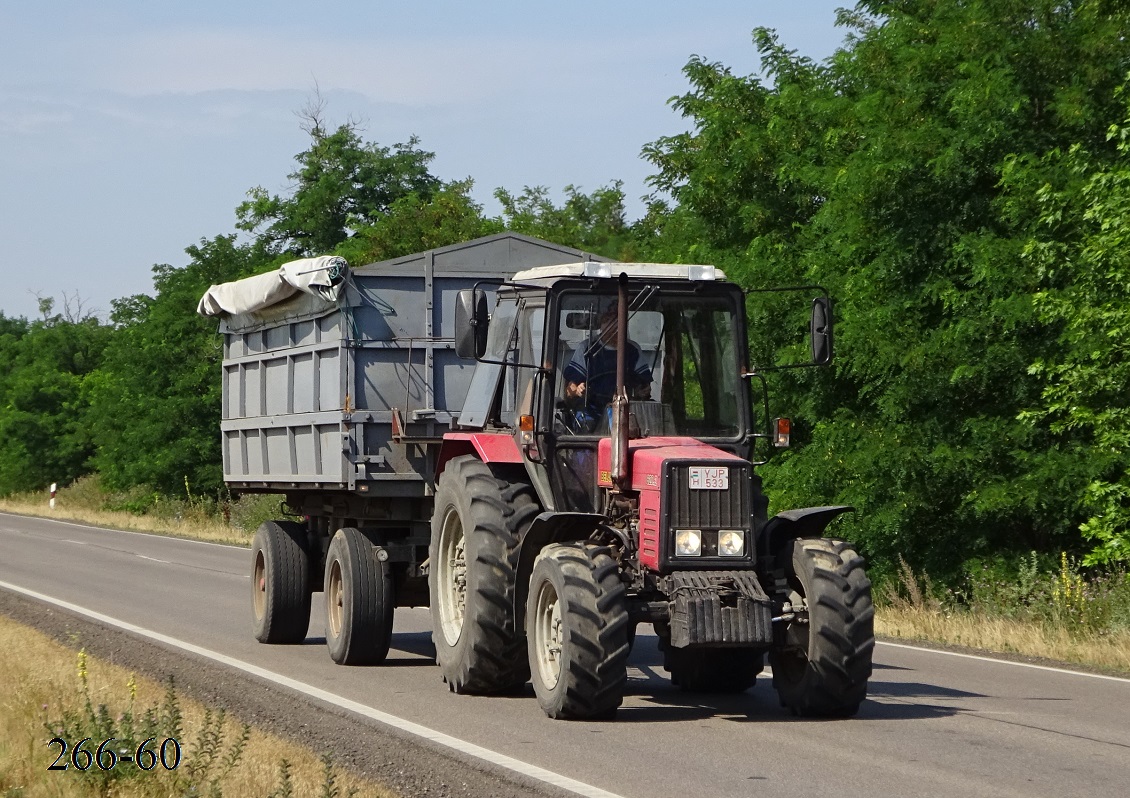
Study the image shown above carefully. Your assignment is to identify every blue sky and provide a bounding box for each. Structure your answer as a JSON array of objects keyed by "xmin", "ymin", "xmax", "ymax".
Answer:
[{"xmin": 0, "ymin": 2, "xmax": 850, "ymax": 321}]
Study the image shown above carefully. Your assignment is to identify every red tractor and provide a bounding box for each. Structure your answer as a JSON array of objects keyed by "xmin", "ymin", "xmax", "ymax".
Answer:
[{"xmin": 431, "ymin": 261, "xmax": 873, "ymax": 719}]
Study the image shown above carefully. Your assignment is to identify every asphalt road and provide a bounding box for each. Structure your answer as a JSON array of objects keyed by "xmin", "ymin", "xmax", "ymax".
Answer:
[{"xmin": 2, "ymin": 510, "xmax": 1128, "ymax": 798}]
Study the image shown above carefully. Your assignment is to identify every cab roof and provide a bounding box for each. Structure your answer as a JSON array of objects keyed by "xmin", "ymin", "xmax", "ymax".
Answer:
[{"xmin": 511, "ymin": 261, "xmax": 726, "ymax": 284}]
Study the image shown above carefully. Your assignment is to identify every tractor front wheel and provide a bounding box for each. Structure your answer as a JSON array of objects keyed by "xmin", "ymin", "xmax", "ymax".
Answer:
[
  {"xmin": 770, "ymin": 538, "xmax": 874, "ymax": 717},
  {"xmin": 527, "ymin": 543, "xmax": 630, "ymax": 719}
]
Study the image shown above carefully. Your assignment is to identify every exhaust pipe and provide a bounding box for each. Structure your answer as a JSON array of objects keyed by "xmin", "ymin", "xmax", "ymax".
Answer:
[{"xmin": 610, "ymin": 274, "xmax": 629, "ymax": 490}]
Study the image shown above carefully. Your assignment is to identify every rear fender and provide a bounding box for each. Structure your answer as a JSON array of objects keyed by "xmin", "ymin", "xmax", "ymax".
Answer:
[{"xmin": 435, "ymin": 433, "xmax": 522, "ymax": 480}]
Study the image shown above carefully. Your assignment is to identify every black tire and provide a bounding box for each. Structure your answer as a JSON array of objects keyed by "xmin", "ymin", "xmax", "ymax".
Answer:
[
  {"xmin": 429, "ymin": 456, "xmax": 539, "ymax": 693},
  {"xmin": 664, "ymin": 646, "xmax": 764, "ymax": 693},
  {"xmin": 526, "ymin": 543, "xmax": 630, "ymax": 719},
  {"xmin": 251, "ymin": 520, "xmax": 311, "ymax": 644},
  {"xmin": 324, "ymin": 527, "xmax": 394, "ymax": 665},
  {"xmin": 770, "ymin": 538, "xmax": 874, "ymax": 717}
]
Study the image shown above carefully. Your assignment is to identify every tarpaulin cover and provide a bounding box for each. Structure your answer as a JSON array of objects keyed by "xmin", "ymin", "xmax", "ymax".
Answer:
[{"xmin": 196, "ymin": 256, "xmax": 348, "ymax": 317}]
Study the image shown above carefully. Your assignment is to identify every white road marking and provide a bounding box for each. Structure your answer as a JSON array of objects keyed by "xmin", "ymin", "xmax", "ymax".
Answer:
[
  {"xmin": 137, "ymin": 555, "xmax": 170, "ymax": 564},
  {"xmin": 878, "ymin": 641, "xmax": 1130, "ymax": 684},
  {"xmin": 0, "ymin": 579, "xmax": 627, "ymax": 798}
]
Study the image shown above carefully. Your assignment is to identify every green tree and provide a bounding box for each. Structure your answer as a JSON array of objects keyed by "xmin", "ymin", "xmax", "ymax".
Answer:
[
  {"xmin": 340, "ymin": 178, "xmax": 502, "ymax": 264},
  {"xmin": 494, "ymin": 182, "xmax": 640, "ymax": 258},
  {"xmin": 87, "ymin": 236, "xmax": 261, "ymax": 495},
  {"xmin": 1018, "ymin": 97, "xmax": 1130, "ymax": 564},
  {"xmin": 236, "ymin": 116, "xmax": 441, "ymax": 257},
  {"xmin": 644, "ymin": 0, "xmax": 1130, "ymax": 577},
  {"xmin": 0, "ymin": 305, "xmax": 110, "ymax": 494}
]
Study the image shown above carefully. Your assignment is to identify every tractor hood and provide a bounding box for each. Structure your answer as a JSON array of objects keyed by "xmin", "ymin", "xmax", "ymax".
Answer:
[{"xmin": 596, "ymin": 437, "xmax": 748, "ymax": 493}]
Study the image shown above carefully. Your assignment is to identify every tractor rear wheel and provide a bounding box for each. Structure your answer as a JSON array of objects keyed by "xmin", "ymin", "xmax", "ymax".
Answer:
[
  {"xmin": 770, "ymin": 538, "xmax": 874, "ymax": 717},
  {"xmin": 430, "ymin": 456, "xmax": 538, "ymax": 693},
  {"xmin": 251, "ymin": 520, "xmax": 311, "ymax": 644},
  {"xmin": 527, "ymin": 543, "xmax": 630, "ymax": 719},
  {"xmin": 324, "ymin": 527, "xmax": 394, "ymax": 665}
]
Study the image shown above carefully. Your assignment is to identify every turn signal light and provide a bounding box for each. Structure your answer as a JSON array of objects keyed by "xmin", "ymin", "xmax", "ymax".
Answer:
[{"xmin": 773, "ymin": 417, "xmax": 791, "ymax": 448}]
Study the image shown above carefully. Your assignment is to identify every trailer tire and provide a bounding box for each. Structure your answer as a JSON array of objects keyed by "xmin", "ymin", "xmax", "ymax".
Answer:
[
  {"xmin": 430, "ymin": 456, "xmax": 538, "ymax": 694},
  {"xmin": 664, "ymin": 646, "xmax": 764, "ymax": 693},
  {"xmin": 770, "ymin": 538, "xmax": 874, "ymax": 717},
  {"xmin": 324, "ymin": 527, "xmax": 394, "ymax": 665},
  {"xmin": 251, "ymin": 520, "xmax": 311, "ymax": 644},
  {"xmin": 527, "ymin": 543, "xmax": 630, "ymax": 719}
]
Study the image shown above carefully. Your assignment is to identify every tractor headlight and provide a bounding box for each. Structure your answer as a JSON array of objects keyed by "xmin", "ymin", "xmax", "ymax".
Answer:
[
  {"xmin": 675, "ymin": 529, "xmax": 702, "ymax": 557},
  {"xmin": 718, "ymin": 530, "xmax": 745, "ymax": 557}
]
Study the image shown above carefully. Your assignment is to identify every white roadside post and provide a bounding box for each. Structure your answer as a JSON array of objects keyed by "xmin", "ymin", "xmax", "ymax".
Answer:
[{"xmin": 49, "ymin": 483, "xmax": 56, "ymax": 510}]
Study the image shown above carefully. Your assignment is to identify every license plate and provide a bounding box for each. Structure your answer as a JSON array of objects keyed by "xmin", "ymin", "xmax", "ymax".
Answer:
[{"xmin": 689, "ymin": 466, "xmax": 728, "ymax": 490}]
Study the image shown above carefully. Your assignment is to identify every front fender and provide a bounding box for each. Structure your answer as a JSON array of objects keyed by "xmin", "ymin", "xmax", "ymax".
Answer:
[
  {"xmin": 514, "ymin": 511, "xmax": 609, "ymax": 628},
  {"xmin": 758, "ymin": 505, "xmax": 854, "ymax": 562}
]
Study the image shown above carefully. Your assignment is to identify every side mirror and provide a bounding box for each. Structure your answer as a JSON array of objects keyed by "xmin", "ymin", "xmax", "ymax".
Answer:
[
  {"xmin": 810, "ymin": 296, "xmax": 833, "ymax": 365},
  {"xmin": 454, "ymin": 289, "xmax": 489, "ymax": 359}
]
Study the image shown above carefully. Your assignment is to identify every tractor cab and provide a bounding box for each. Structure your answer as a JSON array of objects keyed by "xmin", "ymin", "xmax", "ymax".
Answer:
[{"xmin": 454, "ymin": 262, "xmax": 759, "ymax": 517}]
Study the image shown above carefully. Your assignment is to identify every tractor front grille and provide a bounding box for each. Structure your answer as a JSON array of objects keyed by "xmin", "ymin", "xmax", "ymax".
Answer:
[{"xmin": 667, "ymin": 462, "xmax": 752, "ymax": 529}]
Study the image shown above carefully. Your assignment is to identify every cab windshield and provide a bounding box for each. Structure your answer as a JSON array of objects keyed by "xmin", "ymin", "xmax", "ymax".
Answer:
[{"xmin": 553, "ymin": 291, "xmax": 742, "ymax": 439}]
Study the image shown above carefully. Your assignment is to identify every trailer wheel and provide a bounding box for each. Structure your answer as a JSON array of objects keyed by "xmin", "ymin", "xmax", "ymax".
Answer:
[
  {"xmin": 430, "ymin": 456, "xmax": 538, "ymax": 693},
  {"xmin": 251, "ymin": 520, "xmax": 311, "ymax": 644},
  {"xmin": 324, "ymin": 527, "xmax": 394, "ymax": 665},
  {"xmin": 527, "ymin": 543, "xmax": 630, "ymax": 719},
  {"xmin": 770, "ymin": 538, "xmax": 874, "ymax": 717},
  {"xmin": 664, "ymin": 646, "xmax": 764, "ymax": 693}
]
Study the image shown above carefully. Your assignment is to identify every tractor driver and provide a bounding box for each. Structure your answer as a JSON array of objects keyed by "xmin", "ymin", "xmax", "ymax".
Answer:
[{"xmin": 560, "ymin": 304, "xmax": 653, "ymax": 432}]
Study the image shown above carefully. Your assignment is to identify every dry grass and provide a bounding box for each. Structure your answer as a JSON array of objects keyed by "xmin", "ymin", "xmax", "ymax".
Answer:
[
  {"xmin": 876, "ymin": 606, "xmax": 1130, "ymax": 673},
  {"xmin": 0, "ymin": 496, "xmax": 246, "ymax": 545},
  {"xmin": 0, "ymin": 615, "xmax": 397, "ymax": 798},
  {"xmin": 877, "ymin": 554, "xmax": 1130, "ymax": 674}
]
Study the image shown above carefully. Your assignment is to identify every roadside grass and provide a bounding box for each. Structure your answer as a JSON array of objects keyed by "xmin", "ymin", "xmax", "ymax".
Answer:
[
  {"xmin": 877, "ymin": 607, "xmax": 1130, "ymax": 672},
  {"xmin": 0, "ymin": 614, "xmax": 395, "ymax": 798},
  {"xmin": 0, "ymin": 474, "xmax": 289, "ymax": 547},
  {"xmin": 877, "ymin": 554, "xmax": 1130, "ymax": 674}
]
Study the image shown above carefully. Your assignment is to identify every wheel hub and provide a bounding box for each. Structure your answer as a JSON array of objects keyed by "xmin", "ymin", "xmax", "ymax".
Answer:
[
  {"xmin": 437, "ymin": 508, "xmax": 468, "ymax": 646},
  {"xmin": 253, "ymin": 551, "xmax": 267, "ymax": 619},
  {"xmin": 533, "ymin": 581, "xmax": 563, "ymax": 689},
  {"xmin": 327, "ymin": 561, "xmax": 344, "ymax": 638}
]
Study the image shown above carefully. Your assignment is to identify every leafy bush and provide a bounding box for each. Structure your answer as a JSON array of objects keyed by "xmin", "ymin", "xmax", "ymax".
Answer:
[
  {"xmin": 227, "ymin": 493, "xmax": 298, "ymax": 536},
  {"xmin": 882, "ymin": 550, "xmax": 1130, "ymax": 636}
]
